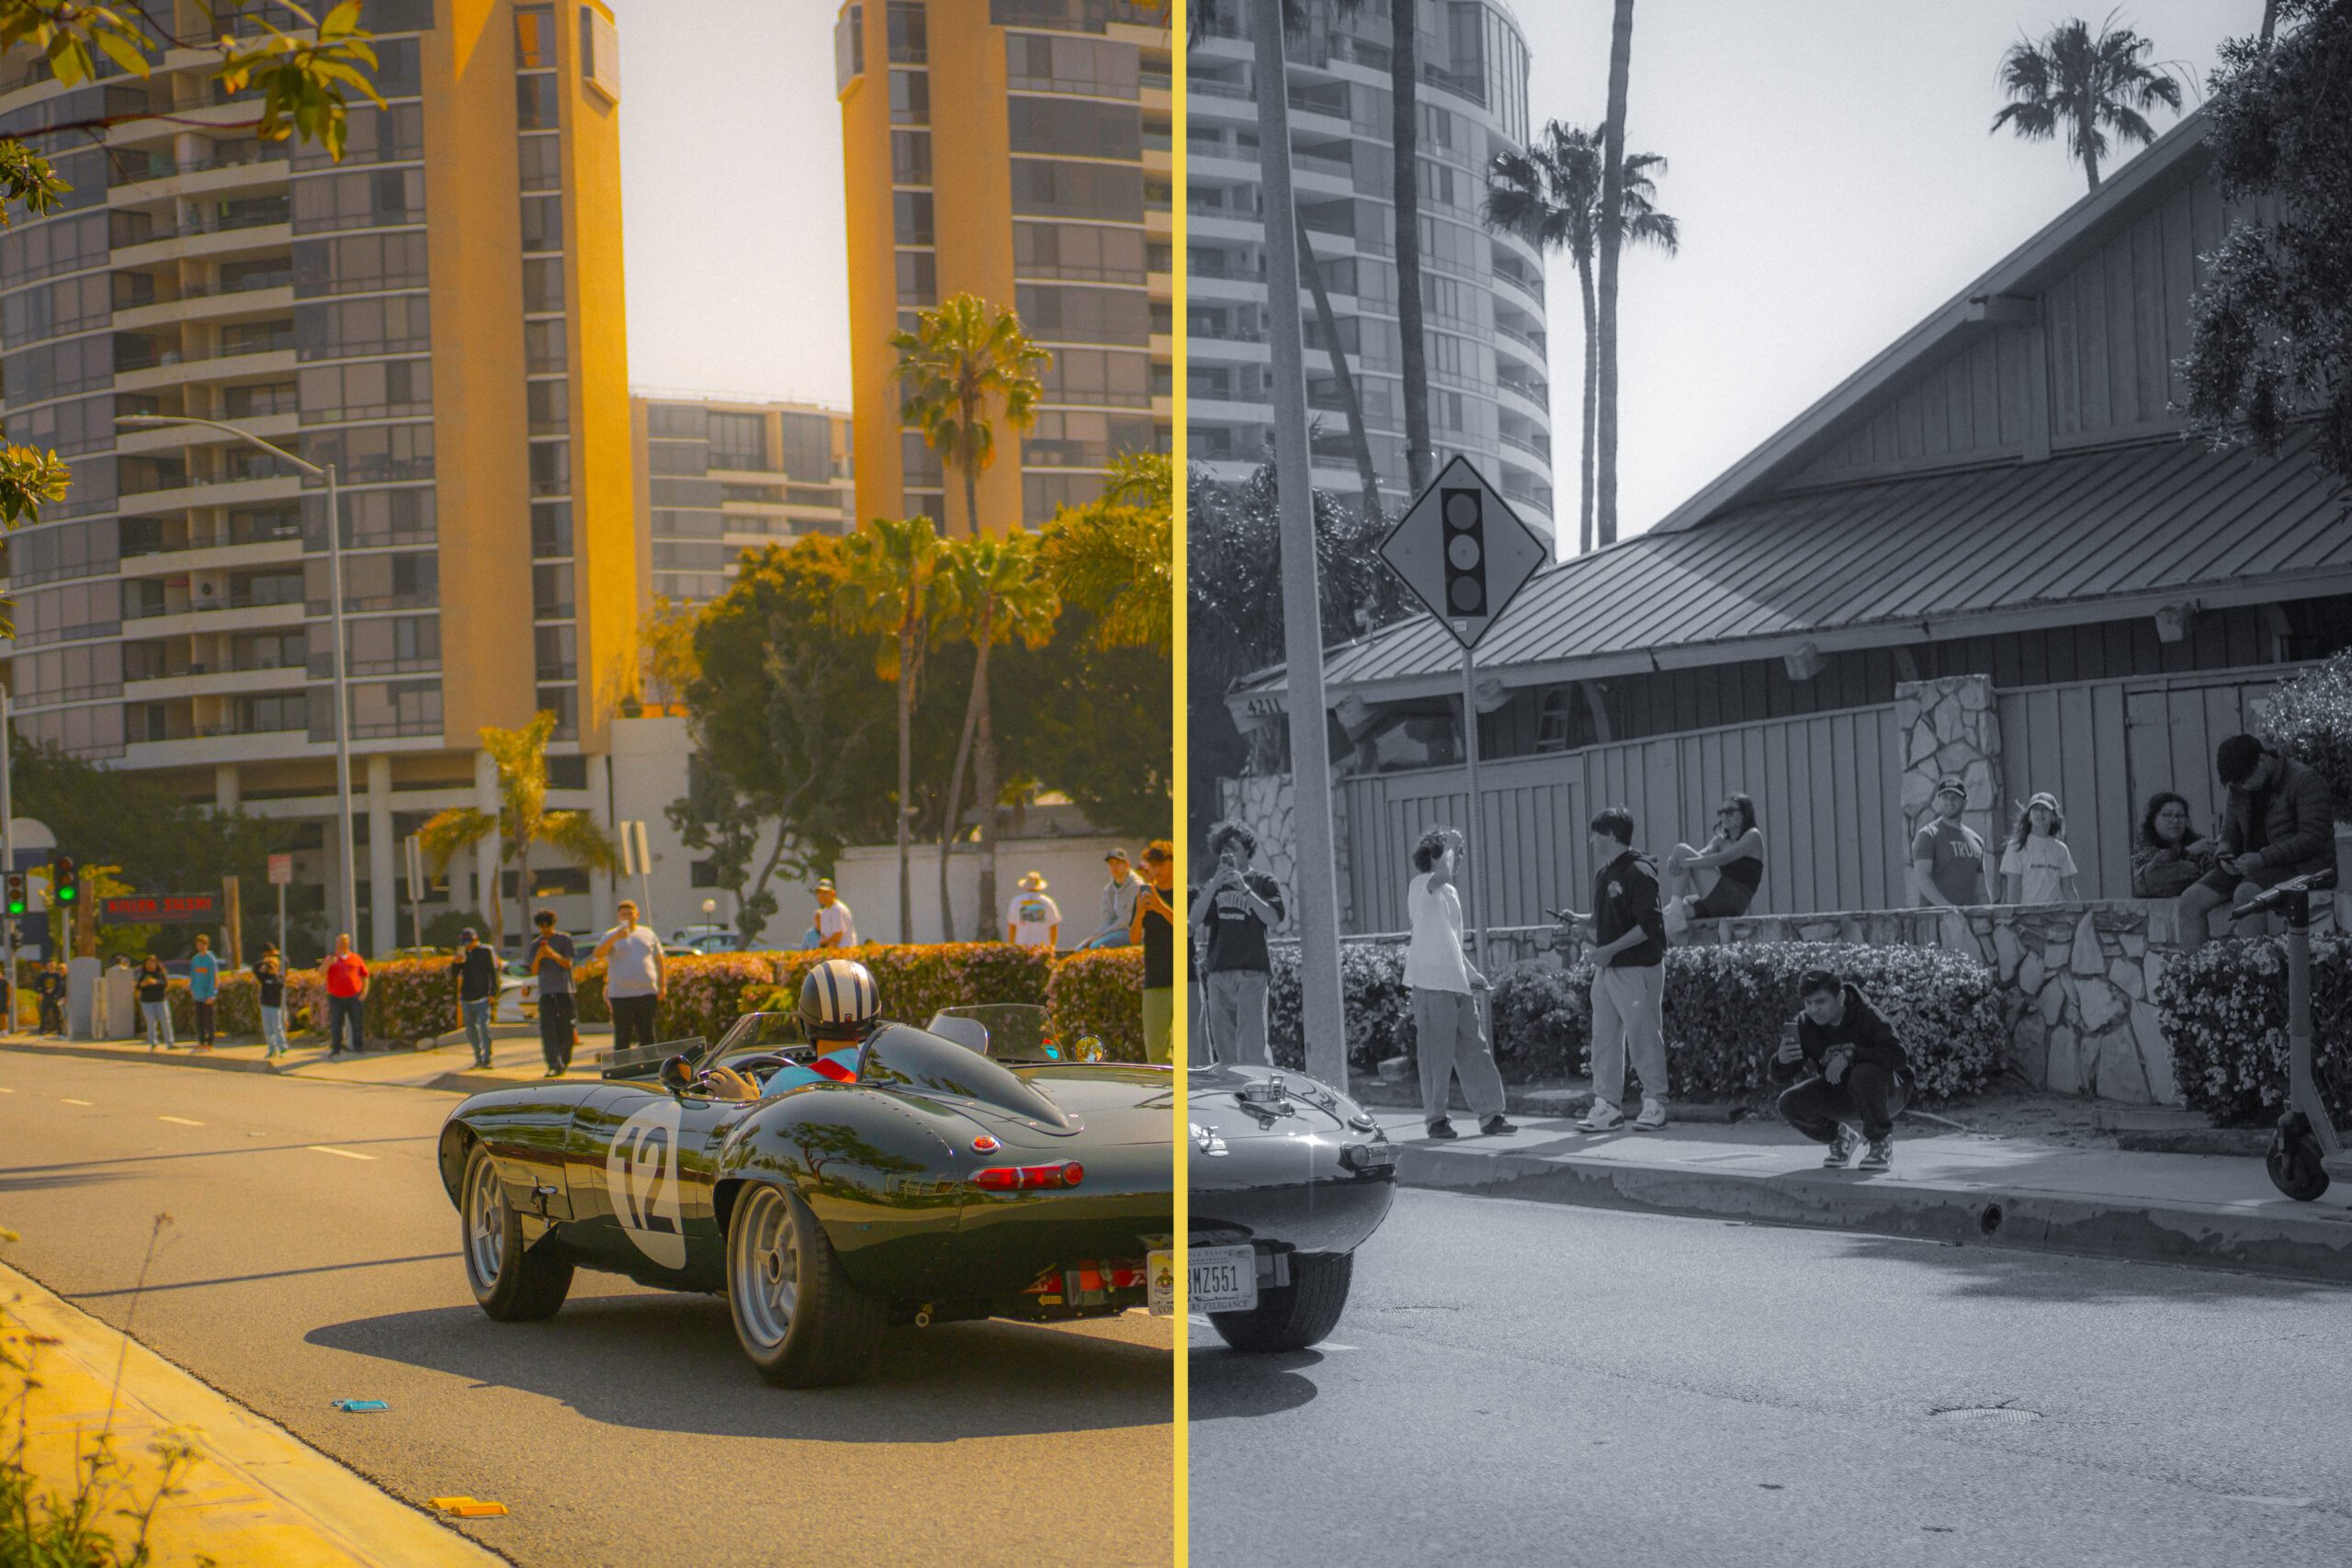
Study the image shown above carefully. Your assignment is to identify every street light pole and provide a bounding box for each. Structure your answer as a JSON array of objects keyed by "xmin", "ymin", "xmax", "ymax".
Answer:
[{"xmin": 115, "ymin": 414, "xmax": 360, "ymax": 944}]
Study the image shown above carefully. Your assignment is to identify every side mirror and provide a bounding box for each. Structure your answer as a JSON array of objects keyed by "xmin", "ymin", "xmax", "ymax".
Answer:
[{"xmin": 659, "ymin": 1054, "xmax": 696, "ymax": 1093}]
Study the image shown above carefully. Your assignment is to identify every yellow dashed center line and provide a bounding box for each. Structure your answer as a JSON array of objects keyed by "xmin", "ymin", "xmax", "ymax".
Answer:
[
  {"xmin": 307, "ymin": 1145, "xmax": 375, "ymax": 1161},
  {"xmin": 61, "ymin": 1097, "xmax": 93, "ymax": 1106},
  {"xmin": 159, "ymin": 1115, "xmax": 204, "ymax": 1127}
]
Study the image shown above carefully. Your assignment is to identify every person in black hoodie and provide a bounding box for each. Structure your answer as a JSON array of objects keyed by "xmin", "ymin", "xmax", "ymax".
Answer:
[
  {"xmin": 1772, "ymin": 967, "xmax": 1915, "ymax": 1170},
  {"xmin": 449, "ymin": 928, "xmax": 501, "ymax": 1069}
]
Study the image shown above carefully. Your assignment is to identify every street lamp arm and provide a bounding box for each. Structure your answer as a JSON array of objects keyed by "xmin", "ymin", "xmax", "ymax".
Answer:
[{"xmin": 113, "ymin": 413, "xmax": 326, "ymax": 478}]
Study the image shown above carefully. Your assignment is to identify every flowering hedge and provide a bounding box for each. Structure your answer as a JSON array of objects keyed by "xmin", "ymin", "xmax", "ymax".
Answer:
[
  {"xmin": 2157, "ymin": 930, "xmax": 2352, "ymax": 1126},
  {"xmin": 2263, "ymin": 649, "xmax": 2352, "ymax": 825},
  {"xmin": 572, "ymin": 952, "xmax": 788, "ymax": 1047},
  {"xmin": 1044, "ymin": 947, "xmax": 1148, "ymax": 1062},
  {"xmin": 1261, "ymin": 940, "xmax": 2003, "ymax": 1104}
]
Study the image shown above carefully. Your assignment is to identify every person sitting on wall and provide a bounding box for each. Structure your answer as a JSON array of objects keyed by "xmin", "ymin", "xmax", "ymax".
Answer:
[
  {"xmin": 2177, "ymin": 733, "xmax": 2336, "ymax": 952},
  {"xmin": 2131, "ymin": 792, "xmax": 2219, "ymax": 900},
  {"xmin": 1663, "ymin": 793, "xmax": 1765, "ymax": 937},
  {"xmin": 1772, "ymin": 967, "xmax": 1915, "ymax": 1172}
]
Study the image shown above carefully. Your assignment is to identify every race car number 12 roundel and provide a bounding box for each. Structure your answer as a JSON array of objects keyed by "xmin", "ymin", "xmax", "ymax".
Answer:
[{"xmin": 607, "ymin": 1101, "xmax": 687, "ymax": 1269}]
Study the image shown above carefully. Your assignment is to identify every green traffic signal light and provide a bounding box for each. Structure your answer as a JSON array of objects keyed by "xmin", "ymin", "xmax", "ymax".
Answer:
[
  {"xmin": 4, "ymin": 875, "xmax": 22, "ymax": 918},
  {"xmin": 52, "ymin": 856, "xmax": 75, "ymax": 904}
]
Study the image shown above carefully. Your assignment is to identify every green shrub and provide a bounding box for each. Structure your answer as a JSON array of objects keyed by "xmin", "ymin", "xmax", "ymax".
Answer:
[
  {"xmin": 1044, "ymin": 947, "xmax": 1147, "ymax": 1062},
  {"xmin": 2157, "ymin": 930, "xmax": 2352, "ymax": 1126},
  {"xmin": 752, "ymin": 943, "xmax": 1059, "ymax": 1031},
  {"xmin": 1263, "ymin": 943, "xmax": 1416, "ymax": 1074},
  {"xmin": 2262, "ymin": 649, "xmax": 2352, "ymax": 824},
  {"xmin": 1314, "ymin": 941, "xmax": 2004, "ymax": 1104}
]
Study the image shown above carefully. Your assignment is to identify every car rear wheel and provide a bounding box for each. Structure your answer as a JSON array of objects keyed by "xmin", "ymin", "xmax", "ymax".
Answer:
[
  {"xmin": 1207, "ymin": 1251, "xmax": 1352, "ymax": 1352},
  {"xmin": 460, "ymin": 1143, "xmax": 572, "ymax": 1320},
  {"xmin": 726, "ymin": 1182, "xmax": 886, "ymax": 1387}
]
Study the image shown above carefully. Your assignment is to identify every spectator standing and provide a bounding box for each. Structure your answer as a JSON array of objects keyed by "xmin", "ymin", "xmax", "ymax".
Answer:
[
  {"xmin": 323, "ymin": 935, "xmax": 368, "ymax": 1058},
  {"xmin": 1771, "ymin": 968, "xmax": 1916, "ymax": 1171},
  {"xmin": 252, "ymin": 945, "xmax": 289, "ymax": 1058},
  {"xmin": 2179, "ymin": 733, "xmax": 2338, "ymax": 951},
  {"xmin": 1909, "ymin": 774, "xmax": 1990, "ymax": 908},
  {"xmin": 187, "ymin": 934, "xmax": 221, "ymax": 1052},
  {"xmin": 1192, "ymin": 821, "xmax": 1284, "ymax": 1067},
  {"xmin": 594, "ymin": 900, "xmax": 666, "ymax": 1056},
  {"xmin": 1007, "ymin": 873, "xmax": 1062, "ymax": 950},
  {"xmin": 2132, "ymin": 792, "xmax": 2219, "ymax": 899},
  {"xmin": 135, "ymin": 955, "xmax": 174, "ymax": 1050},
  {"xmin": 449, "ymin": 927, "xmax": 500, "ymax": 1069},
  {"xmin": 34, "ymin": 960, "xmax": 62, "ymax": 1036},
  {"xmin": 1999, "ymin": 792, "xmax": 2081, "ymax": 904},
  {"xmin": 1664, "ymin": 794, "xmax": 1765, "ymax": 935},
  {"xmin": 527, "ymin": 909, "xmax": 578, "ymax": 1077},
  {"xmin": 811, "ymin": 879, "xmax": 858, "ymax": 950},
  {"xmin": 1558, "ymin": 808, "xmax": 1669, "ymax": 1131},
  {"xmin": 1130, "ymin": 840, "xmax": 1179, "ymax": 1066},
  {"xmin": 1404, "ymin": 827, "xmax": 1513, "ymax": 1140},
  {"xmin": 1092, "ymin": 851, "xmax": 1144, "ymax": 947}
]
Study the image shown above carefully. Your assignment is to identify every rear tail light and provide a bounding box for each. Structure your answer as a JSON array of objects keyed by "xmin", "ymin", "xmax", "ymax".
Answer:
[{"xmin": 972, "ymin": 1161, "xmax": 1085, "ymax": 1191}]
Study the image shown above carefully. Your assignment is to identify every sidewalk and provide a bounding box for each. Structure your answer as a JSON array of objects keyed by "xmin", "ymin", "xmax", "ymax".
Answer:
[
  {"xmin": 1363, "ymin": 1092, "xmax": 2352, "ymax": 1285},
  {"xmin": 0, "ymin": 1026, "xmax": 610, "ymax": 1095},
  {"xmin": 1, "ymin": 1259, "xmax": 502, "ymax": 1567}
]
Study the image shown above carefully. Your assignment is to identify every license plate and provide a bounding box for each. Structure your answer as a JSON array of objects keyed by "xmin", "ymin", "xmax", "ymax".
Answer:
[
  {"xmin": 1189, "ymin": 1243, "xmax": 1258, "ymax": 1314},
  {"xmin": 1147, "ymin": 1249, "xmax": 1177, "ymax": 1315}
]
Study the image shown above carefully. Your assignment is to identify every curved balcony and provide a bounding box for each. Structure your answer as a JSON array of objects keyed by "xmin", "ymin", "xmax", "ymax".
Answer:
[
  {"xmin": 118, "ymin": 535, "xmax": 304, "ymax": 578},
  {"xmin": 114, "ymin": 344, "xmax": 298, "ymax": 395},
  {"xmin": 116, "ymin": 470, "xmax": 303, "ymax": 518},
  {"xmin": 110, "ymin": 220, "xmax": 293, "ymax": 272},
  {"xmin": 112, "ymin": 282, "xmax": 293, "ymax": 333}
]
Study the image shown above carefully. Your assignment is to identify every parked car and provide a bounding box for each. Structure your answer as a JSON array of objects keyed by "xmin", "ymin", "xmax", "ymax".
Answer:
[
  {"xmin": 438, "ymin": 1001, "xmax": 1179, "ymax": 1387},
  {"xmin": 668, "ymin": 924, "xmax": 746, "ymax": 954}
]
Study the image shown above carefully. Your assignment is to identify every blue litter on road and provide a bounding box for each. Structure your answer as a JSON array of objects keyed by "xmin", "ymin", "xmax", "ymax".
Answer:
[{"xmin": 332, "ymin": 1399, "xmax": 390, "ymax": 1413}]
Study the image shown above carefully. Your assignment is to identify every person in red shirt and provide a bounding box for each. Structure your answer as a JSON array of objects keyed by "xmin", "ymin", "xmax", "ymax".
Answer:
[{"xmin": 324, "ymin": 934, "xmax": 369, "ymax": 1058}]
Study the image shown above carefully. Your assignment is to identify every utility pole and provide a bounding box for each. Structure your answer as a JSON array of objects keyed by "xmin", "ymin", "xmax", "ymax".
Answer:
[
  {"xmin": 1252, "ymin": 0, "xmax": 1349, "ymax": 1089},
  {"xmin": 2, "ymin": 684, "xmax": 13, "ymax": 1031}
]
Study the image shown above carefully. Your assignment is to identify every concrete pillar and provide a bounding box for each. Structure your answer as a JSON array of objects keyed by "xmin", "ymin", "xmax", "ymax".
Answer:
[
  {"xmin": 586, "ymin": 751, "xmax": 616, "ymax": 931},
  {"xmin": 367, "ymin": 754, "xmax": 395, "ymax": 956},
  {"xmin": 474, "ymin": 749, "xmax": 503, "ymax": 938},
  {"xmin": 213, "ymin": 763, "xmax": 240, "ymax": 812}
]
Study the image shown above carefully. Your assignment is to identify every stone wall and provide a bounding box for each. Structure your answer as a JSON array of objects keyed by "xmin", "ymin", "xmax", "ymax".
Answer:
[
  {"xmin": 1214, "ymin": 773, "xmax": 1352, "ymax": 931},
  {"xmin": 1895, "ymin": 674, "xmax": 2000, "ymax": 852}
]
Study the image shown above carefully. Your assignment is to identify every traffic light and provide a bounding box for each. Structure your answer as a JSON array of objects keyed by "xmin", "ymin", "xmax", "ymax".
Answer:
[
  {"xmin": 51, "ymin": 855, "xmax": 74, "ymax": 905},
  {"xmin": 1441, "ymin": 486, "xmax": 1487, "ymax": 619},
  {"xmin": 4, "ymin": 874, "xmax": 22, "ymax": 917}
]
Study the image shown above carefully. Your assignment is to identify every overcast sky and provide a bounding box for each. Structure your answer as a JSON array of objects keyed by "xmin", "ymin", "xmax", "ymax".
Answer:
[{"xmin": 611, "ymin": 0, "xmax": 2264, "ymax": 539}]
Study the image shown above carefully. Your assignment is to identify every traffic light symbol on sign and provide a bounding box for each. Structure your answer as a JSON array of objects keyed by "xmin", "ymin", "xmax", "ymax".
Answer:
[
  {"xmin": 5, "ymin": 874, "xmax": 22, "ymax": 917},
  {"xmin": 52, "ymin": 855, "xmax": 75, "ymax": 904},
  {"xmin": 1442, "ymin": 488, "xmax": 1487, "ymax": 618}
]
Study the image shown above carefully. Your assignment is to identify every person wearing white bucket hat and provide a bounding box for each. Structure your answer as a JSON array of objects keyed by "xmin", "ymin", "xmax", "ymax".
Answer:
[{"xmin": 1006, "ymin": 871, "xmax": 1061, "ymax": 949}]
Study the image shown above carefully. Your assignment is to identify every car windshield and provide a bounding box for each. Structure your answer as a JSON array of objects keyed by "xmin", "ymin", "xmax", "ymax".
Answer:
[
  {"xmin": 859, "ymin": 1022, "xmax": 1069, "ymax": 1124},
  {"xmin": 706, "ymin": 1010, "xmax": 813, "ymax": 1066}
]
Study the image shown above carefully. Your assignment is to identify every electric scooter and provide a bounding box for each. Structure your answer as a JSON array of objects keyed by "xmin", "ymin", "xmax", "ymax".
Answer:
[{"xmin": 2238, "ymin": 868, "xmax": 2344, "ymax": 1201}]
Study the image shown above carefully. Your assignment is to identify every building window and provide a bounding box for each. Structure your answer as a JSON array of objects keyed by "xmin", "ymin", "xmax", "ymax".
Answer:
[
  {"xmin": 890, "ymin": 130, "xmax": 931, "ymax": 185},
  {"xmin": 518, "ymin": 132, "xmax": 561, "ymax": 191},
  {"xmin": 536, "ymin": 684, "xmax": 578, "ymax": 740},
  {"xmin": 515, "ymin": 6, "xmax": 556, "ymax": 70},
  {"xmin": 534, "ymin": 623, "xmax": 576, "ymax": 681},
  {"xmin": 888, "ymin": 68, "xmax": 928, "ymax": 124},
  {"xmin": 520, "ymin": 192, "xmax": 563, "ymax": 252},
  {"xmin": 895, "ymin": 248, "xmax": 935, "ymax": 306},
  {"xmin": 516, "ymin": 72, "xmax": 560, "ymax": 130},
  {"xmin": 886, "ymin": 2, "xmax": 926, "ymax": 62},
  {"xmin": 524, "ymin": 319, "xmax": 568, "ymax": 373},
  {"xmin": 530, "ymin": 501, "xmax": 572, "ymax": 558},
  {"xmin": 522, "ymin": 255, "xmax": 565, "ymax": 313},
  {"xmin": 834, "ymin": 3, "xmax": 865, "ymax": 93},
  {"xmin": 526, "ymin": 378, "xmax": 569, "ymax": 434},
  {"xmin": 1007, "ymin": 96, "xmax": 1139, "ymax": 159},
  {"xmin": 707, "ymin": 412, "xmax": 770, "ymax": 471},
  {"xmin": 892, "ymin": 189, "xmax": 933, "ymax": 245},
  {"xmin": 532, "ymin": 562, "xmax": 574, "ymax": 618},
  {"xmin": 1009, "ymin": 158, "xmax": 1143, "ymax": 221},
  {"xmin": 528, "ymin": 439, "xmax": 570, "ymax": 497}
]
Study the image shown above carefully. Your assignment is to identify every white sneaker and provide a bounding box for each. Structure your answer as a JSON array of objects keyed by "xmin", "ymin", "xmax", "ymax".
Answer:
[
  {"xmin": 1633, "ymin": 1097, "xmax": 1668, "ymax": 1130},
  {"xmin": 1579, "ymin": 1100, "xmax": 1624, "ymax": 1132}
]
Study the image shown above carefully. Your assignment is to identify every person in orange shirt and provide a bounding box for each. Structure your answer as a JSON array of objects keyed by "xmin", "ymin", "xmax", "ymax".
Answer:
[{"xmin": 324, "ymin": 934, "xmax": 369, "ymax": 1058}]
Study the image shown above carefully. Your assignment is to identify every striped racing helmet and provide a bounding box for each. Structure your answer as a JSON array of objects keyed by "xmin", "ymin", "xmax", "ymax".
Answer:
[{"xmin": 798, "ymin": 958, "xmax": 881, "ymax": 1038}]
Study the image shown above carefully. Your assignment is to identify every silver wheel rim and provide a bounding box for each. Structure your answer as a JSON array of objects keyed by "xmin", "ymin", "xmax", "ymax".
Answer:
[
  {"xmin": 729, "ymin": 1186, "xmax": 798, "ymax": 1350},
  {"xmin": 465, "ymin": 1156, "xmax": 504, "ymax": 1289}
]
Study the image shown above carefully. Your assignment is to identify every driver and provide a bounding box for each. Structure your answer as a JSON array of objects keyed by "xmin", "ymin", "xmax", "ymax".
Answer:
[{"xmin": 697, "ymin": 959, "xmax": 885, "ymax": 1100}]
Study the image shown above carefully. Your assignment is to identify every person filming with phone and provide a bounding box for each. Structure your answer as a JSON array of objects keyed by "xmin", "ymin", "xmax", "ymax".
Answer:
[
  {"xmin": 1191, "ymin": 820, "xmax": 1284, "ymax": 1066},
  {"xmin": 1772, "ymin": 967, "xmax": 1916, "ymax": 1171}
]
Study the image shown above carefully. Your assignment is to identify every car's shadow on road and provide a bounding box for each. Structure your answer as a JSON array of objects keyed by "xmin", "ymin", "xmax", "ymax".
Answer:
[
  {"xmin": 306, "ymin": 1292, "xmax": 1172, "ymax": 1442},
  {"xmin": 1185, "ymin": 1346, "xmax": 1323, "ymax": 1421}
]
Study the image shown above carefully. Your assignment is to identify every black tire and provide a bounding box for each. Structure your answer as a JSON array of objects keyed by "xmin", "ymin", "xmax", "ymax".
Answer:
[
  {"xmin": 2267, "ymin": 1112, "xmax": 2332, "ymax": 1202},
  {"xmin": 726, "ymin": 1182, "xmax": 888, "ymax": 1388},
  {"xmin": 459, "ymin": 1143, "xmax": 573, "ymax": 1320},
  {"xmin": 1208, "ymin": 1251, "xmax": 1353, "ymax": 1352}
]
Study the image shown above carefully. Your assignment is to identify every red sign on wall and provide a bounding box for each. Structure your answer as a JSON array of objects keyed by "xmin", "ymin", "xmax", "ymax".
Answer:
[{"xmin": 101, "ymin": 893, "xmax": 219, "ymax": 923}]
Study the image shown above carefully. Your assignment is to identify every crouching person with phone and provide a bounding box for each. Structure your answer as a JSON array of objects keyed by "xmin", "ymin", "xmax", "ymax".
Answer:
[{"xmin": 1772, "ymin": 968, "xmax": 1917, "ymax": 1171}]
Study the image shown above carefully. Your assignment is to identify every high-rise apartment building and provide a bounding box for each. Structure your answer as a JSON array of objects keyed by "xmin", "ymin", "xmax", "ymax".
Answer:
[
  {"xmin": 835, "ymin": 0, "xmax": 1174, "ymax": 534},
  {"xmin": 630, "ymin": 395, "xmax": 854, "ymax": 608},
  {"xmin": 0, "ymin": 0, "xmax": 635, "ymax": 953},
  {"xmin": 1186, "ymin": 0, "xmax": 1553, "ymax": 539}
]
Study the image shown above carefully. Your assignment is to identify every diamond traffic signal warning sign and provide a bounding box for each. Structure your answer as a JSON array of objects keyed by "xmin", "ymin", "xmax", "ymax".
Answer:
[{"xmin": 1377, "ymin": 455, "xmax": 1548, "ymax": 651}]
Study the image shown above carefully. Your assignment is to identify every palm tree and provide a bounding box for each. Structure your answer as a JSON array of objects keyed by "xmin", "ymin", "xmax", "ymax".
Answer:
[
  {"xmin": 889, "ymin": 292, "xmax": 1049, "ymax": 539},
  {"xmin": 419, "ymin": 712, "xmax": 619, "ymax": 951},
  {"xmin": 1991, "ymin": 14, "xmax": 2186, "ymax": 193},
  {"xmin": 1595, "ymin": 0, "xmax": 1636, "ymax": 546},
  {"xmin": 1485, "ymin": 123, "xmax": 1677, "ymax": 556},
  {"xmin": 935, "ymin": 530, "xmax": 1061, "ymax": 942},
  {"xmin": 838, "ymin": 513, "xmax": 951, "ymax": 942},
  {"xmin": 1039, "ymin": 452, "xmax": 1173, "ymax": 657}
]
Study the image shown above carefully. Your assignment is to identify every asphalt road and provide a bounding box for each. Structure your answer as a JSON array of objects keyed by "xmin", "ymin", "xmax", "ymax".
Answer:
[
  {"xmin": 1191, "ymin": 1188, "xmax": 2352, "ymax": 1568},
  {"xmin": 0, "ymin": 1050, "xmax": 1173, "ymax": 1568}
]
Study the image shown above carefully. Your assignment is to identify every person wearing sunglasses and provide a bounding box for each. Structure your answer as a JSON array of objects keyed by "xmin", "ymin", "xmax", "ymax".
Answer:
[{"xmin": 1663, "ymin": 792, "xmax": 1764, "ymax": 937}]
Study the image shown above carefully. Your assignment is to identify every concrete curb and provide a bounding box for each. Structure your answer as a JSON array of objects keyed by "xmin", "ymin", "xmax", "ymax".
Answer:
[
  {"xmin": 0, "ymin": 1038, "xmax": 431, "ymax": 1076},
  {"xmin": 1, "ymin": 1258, "xmax": 505, "ymax": 1566},
  {"xmin": 1396, "ymin": 1142, "xmax": 2352, "ymax": 1285}
]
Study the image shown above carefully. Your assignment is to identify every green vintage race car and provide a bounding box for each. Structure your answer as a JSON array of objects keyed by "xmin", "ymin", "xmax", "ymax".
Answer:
[{"xmin": 436, "ymin": 1004, "xmax": 1176, "ymax": 1387}]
